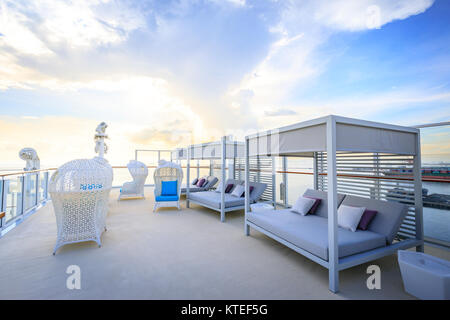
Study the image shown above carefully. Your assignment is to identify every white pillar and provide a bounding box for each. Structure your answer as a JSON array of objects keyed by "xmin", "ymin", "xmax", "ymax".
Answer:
[
  {"xmin": 186, "ymin": 147, "xmax": 191, "ymax": 208},
  {"xmin": 272, "ymin": 156, "xmax": 276, "ymax": 207},
  {"xmin": 197, "ymin": 160, "xmax": 200, "ymax": 179},
  {"xmin": 245, "ymin": 137, "xmax": 250, "ymax": 235},
  {"xmin": 313, "ymin": 152, "xmax": 318, "ymax": 190},
  {"xmin": 282, "ymin": 156, "xmax": 288, "ymax": 208},
  {"xmin": 220, "ymin": 136, "xmax": 226, "ymax": 222},
  {"xmin": 326, "ymin": 116, "xmax": 339, "ymax": 293},
  {"xmin": 413, "ymin": 133, "xmax": 424, "ymax": 252}
]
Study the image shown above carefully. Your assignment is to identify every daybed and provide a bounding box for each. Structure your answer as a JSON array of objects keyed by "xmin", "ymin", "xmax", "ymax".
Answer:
[
  {"xmin": 244, "ymin": 115, "xmax": 424, "ymax": 293},
  {"xmin": 189, "ymin": 179, "xmax": 267, "ymax": 220},
  {"xmin": 247, "ymin": 189, "xmax": 407, "ymax": 261},
  {"xmin": 181, "ymin": 176, "xmax": 218, "ymax": 194}
]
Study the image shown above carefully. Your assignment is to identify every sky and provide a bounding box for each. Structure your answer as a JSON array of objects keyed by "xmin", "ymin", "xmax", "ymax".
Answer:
[{"xmin": 0, "ymin": 0, "xmax": 449, "ymax": 167}]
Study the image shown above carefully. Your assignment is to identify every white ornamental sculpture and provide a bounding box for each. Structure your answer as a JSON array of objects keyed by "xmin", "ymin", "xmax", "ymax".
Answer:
[
  {"xmin": 19, "ymin": 148, "xmax": 40, "ymax": 171},
  {"xmin": 49, "ymin": 122, "xmax": 113, "ymax": 254},
  {"xmin": 94, "ymin": 122, "xmax": 108, "ymax": 158}
]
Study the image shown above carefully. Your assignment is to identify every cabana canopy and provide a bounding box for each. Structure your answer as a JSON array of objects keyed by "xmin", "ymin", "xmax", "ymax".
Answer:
[
  {"xmin": 185, "ymin": 137, "xmax": 246, "ymax": 222},
  {"xmin": 188, "ymin": 140, "xmax": 245, "ymax": 160},
  {"xmin": 247, "ymin": 115, "xmax": 418, "ymax": 157},
  {"xmin": 244, "ymin": 115, "xmax": 423, "ymax": 293}
]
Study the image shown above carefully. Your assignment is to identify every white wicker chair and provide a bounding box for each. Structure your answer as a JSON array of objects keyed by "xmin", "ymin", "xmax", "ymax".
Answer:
[
  {"xmin": 118, "ymin": 160, "xmax": 148, "ymax": 200},
  {"xmin": 49, "ymin": 157, "xmax": 113, "ymax": 254},
  {"xmin": 153, "ymin": 160, "xmax": 183, "ymax": 212}
]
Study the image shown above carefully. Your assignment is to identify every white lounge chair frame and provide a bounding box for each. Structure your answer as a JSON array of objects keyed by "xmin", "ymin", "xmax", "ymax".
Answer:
[
  {"xmin": 49, "ymin": 157, "xmax": 113, "ymax": 254},
  {"xmin": 153, "ymin": 160, "xmax": 183, "ymax": 212},
  {"xmin": 244, "ymin": 115, "xmax": 424, "ymax": 293},
  {"xmin": 118, "ymin": 160, "xmax": 148, "ymax": 200}
]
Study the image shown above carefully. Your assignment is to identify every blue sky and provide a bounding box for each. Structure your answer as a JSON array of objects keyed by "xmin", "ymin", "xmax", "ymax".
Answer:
[{"xmin": 0, "ymin": 0, "xmax": 449, "ymax": 165}]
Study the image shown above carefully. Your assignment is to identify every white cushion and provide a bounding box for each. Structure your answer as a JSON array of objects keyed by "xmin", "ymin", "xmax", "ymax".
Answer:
[
  {"xmin": 338, "ymin": 205, "xmax": 366, "ymax": 232},
  {"xmin": 231, "ymin": 184, "xmax": 245, "ymax": 198},
  {"xmin": 291, "ymin": 196, "xmax": 316, "ymax": 216},
  {"xmin": 215, "ymin": 183, "xmax": 222, "ymax": 193}
]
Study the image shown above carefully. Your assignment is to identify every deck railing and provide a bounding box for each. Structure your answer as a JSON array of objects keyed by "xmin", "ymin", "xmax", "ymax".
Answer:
[{"xmin": 0, "ymin": 168, "xmax": 55, "ymax": 234}]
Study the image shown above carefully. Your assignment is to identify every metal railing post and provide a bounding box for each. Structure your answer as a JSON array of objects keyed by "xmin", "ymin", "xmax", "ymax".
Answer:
[
  {"xmin": 35, "ymin": 173, "xmax": 39, "ymax": 205},
  {"xmin": 0, "ymin": 179, "xmax": 5, "ymax": 230},
  {"xmin": 20, "ymin": 175, "xmax": 25, "ymax": 216},
  {"xmin": 44, "ymin": 171, "xmax": 49, "ymax": 200}
]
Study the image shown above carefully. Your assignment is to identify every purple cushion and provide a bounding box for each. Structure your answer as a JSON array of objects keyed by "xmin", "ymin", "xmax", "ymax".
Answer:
[
  {"xmin": 304, "ymin": 196, "xmax": 321, "ymax": 214},
  {"xmin": 197, "ymin": 178, "xmax": 206, "ymax": 187},
  {"xmin": 192, "ymin": 178, "xmax": 198, "ymax": 185},
  {"xmin": 225, "ymin": 184, "xmax": 234, "ymax": 193},
  {"xmin": 241, "ymin": 186, "xmax": 254, "ymax": 197},
  {"xmin": 358, "ymin": 209, "xmax": 378, "ymax": 230}
]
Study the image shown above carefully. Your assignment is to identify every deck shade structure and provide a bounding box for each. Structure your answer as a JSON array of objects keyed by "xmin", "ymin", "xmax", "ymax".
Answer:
[
  {"xmin": 171, "ymin": 148, "xmax": 187, "ymax": 165},
  {"xmin": 244, "ymin": 115, "xmax": 424, "ymax": 293},
  {"xmin": 186, "ymin": 137, "xmax": 246, "ymax": 221}
]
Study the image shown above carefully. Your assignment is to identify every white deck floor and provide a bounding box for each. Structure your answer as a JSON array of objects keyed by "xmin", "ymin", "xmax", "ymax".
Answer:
[{"xmin": 1, "ymin": 187, "xmax": 448, "ymax": 300}]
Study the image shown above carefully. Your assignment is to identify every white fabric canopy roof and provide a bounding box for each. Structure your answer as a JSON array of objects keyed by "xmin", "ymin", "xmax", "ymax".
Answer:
[
  {"xmin": 247, "ymin": 115, "xmax": 419, "ymax": 157},
  {"xmin": 188, "ymin": 140, "xmax": 245, "ymax": 159}
]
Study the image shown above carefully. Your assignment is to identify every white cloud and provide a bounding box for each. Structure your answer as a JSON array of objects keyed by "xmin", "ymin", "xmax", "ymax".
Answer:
[
  {"xmin": 232, "ymin": 0, "xmax": 435, "ymax": 127},
  {"xmin": 0, "ymin": 0, "xmax": 440, "ymax": 164},
  {"xmin": 0, "ymin": 0, "xmax": 145, "ymax": 53},
  {"xmin": 313, "ymin": 0, "xmax": 434, "ymax": 31}
]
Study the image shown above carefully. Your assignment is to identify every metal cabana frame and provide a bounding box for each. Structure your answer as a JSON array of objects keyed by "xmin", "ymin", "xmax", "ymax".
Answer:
[
  {"xmin": 244, "ymin": 115, "xmax": 424, "ymax": 293},
  {"xmin": 186, "ymin": 137, "xmax": 246, "ymax": 222}
]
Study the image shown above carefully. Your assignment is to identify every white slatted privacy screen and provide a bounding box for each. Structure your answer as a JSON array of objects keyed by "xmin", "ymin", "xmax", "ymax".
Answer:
[{"xmin": 315, "ymin": 152, "xmax": 419, "ymax": 241}]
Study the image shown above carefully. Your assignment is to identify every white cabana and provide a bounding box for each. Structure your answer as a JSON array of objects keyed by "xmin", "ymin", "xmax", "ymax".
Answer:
[
  {"xmin": 186, "ymin": 137, "xmax": 247, "ymax": 222},
  {"xmin": 244, "ymin": 115, "xmax": 424, "ymax": 293},
  {"xmin": 118, "ymin": 160, "xmax": 148, "ymax": 200}
]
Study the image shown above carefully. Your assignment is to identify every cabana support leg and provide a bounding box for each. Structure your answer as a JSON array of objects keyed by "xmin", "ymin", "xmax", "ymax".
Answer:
[
  {"xmin": 220, "ymin": 136, "xmax": 226, "ymax": 222},
  {"xmin": 186, "ymin": 147, "xmax": 190, "ymax": 208},
  {"xmin": 245, "ymin": 137, "xmax": 250, "ymax": 235},
  {"xmin": 327, "ymin": 116, "xmax": 339, "ymax": 293},
  {"xmin": 414, "ymin": 135, "xmax": 424, "ymax": 252}
]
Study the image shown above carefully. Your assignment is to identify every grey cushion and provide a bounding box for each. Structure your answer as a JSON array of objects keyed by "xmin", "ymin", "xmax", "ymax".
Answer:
[
  {"xmin": 203, "ymin": 176, "xmax": 218, "ymax": 190},
  {"xmin": 189, "ymin": 191, "xmax": 245, "ymax": 209},
  {"xmin": 303, "ymin": 189, "xmax": 346, "ymax": 218},
  {"xmin": 181, "ymin": 185, "xmax": 205, "ymax": 193},
  {"xmin": 247, "ymin": 209, "xmax": 386, "ymax": 260},
  {"xmin": 248, "ymin": 181, "xmax": 267, "ymax": 202},
  {"xmin": 215, "ymin": 179, "xmax": 243, "ymax": 193},
  {"xmin": 340, "ymin": 195, "xmax": 408, "ymax": 244}
]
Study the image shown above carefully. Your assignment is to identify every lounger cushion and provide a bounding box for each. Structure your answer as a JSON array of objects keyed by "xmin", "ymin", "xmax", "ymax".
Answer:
[
  {"xmin": 197, "ymin": 178, "xmax": 206, "ymax": 187},
  {"xmin": 189, "ymin": 191, "xmax": 245, "ymax": 209},
  {"xmin": 337, "ymin": 205, "xmax": 366, "ymax": 232},
  {"xmin": 248, "ymin": 181, "xmax": 268, "ymax": 202},
  {"xmin": 161, "ymin": 180, "xmax": 177, "ymax": 196},
  {"xmin": 302, "ymin": 189, "xmax": 346, "ymax": 218},
  {"xmin": 203, "ymin": 176, "xmax": 218, "ymax": 190},
  {"xmin": 247, "ymin": 209, "xmax": 386, "ymax": 260},
  {"xmin": 181, "ymin": 185, "xmax": 204, "ymax": 193},
  {"xmin": 231, "ymin": 185, "xmax": 245, "ymax": 197},
  {"xmin": 156, "ymin": 195, "xmax": 179, "ymax": 202},
  {"xmin": 340, "ymin": 195, "xmax": 408, "ymax": 244},
  {"xmin": 227, "ymin": 179, "xmax": 244, "ymax": 192}
]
